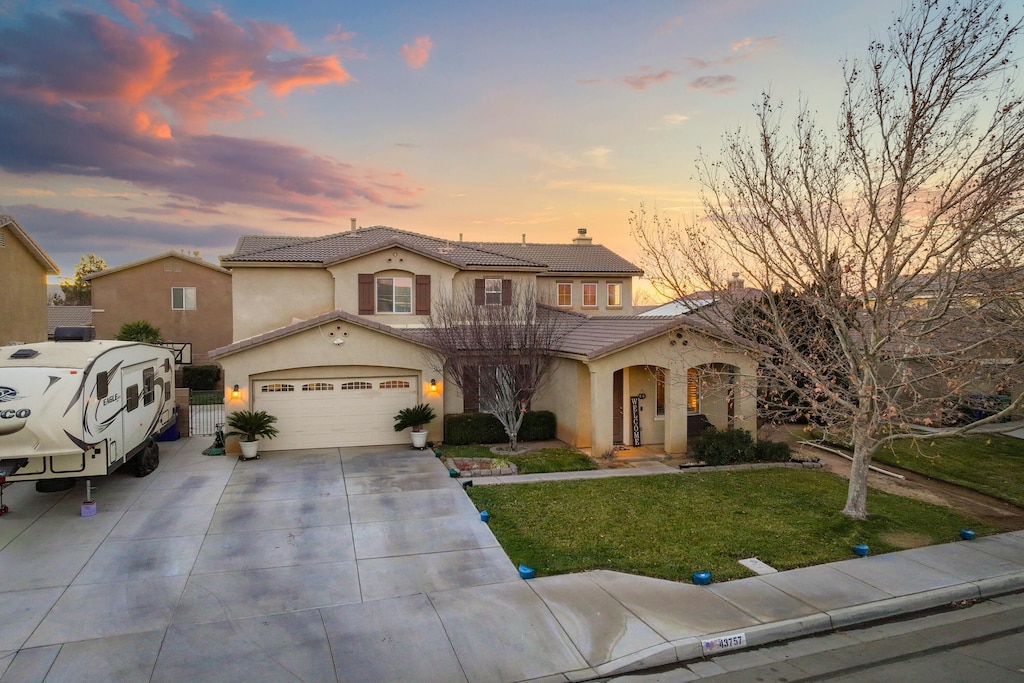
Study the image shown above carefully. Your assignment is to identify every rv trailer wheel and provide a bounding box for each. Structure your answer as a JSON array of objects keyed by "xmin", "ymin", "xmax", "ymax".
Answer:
[
  {"xmin": 36, "ymin": 478, "xmax": 76, "ymax": 493},
  {"xmin": 133, "ymin": 439, "xmax": 160, "ymax": 477}
]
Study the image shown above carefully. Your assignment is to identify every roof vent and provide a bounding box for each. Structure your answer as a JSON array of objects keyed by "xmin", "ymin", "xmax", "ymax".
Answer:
[
  {"xmin": 572, "ymin": 228, "xmax": 593, "ymax": 245},
  {"xmin": 9, "ymin": 348, "xmax": 39, "ymax": 359},
  {"xmin": 53, "ymin": 326, "xmax": 96, "ymax": 342},
  {"xmin": 350, "ymin": 217, "xmax": 357, "ymax": 232}
]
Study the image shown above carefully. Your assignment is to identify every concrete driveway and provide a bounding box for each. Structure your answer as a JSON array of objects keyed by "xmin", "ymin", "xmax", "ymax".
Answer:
[{"xmin": 0, "ymin": 438, "xmax": 541, "ymax": 682}]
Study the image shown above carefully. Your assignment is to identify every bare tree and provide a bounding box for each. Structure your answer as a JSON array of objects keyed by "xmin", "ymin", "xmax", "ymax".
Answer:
[
  {"xmin": 423, "ymin": 280, "xmax": 566, "ymax": 451},
  {"xmin": 633, "ymin": 0, "xmax": 1024, "ymax": 519}
]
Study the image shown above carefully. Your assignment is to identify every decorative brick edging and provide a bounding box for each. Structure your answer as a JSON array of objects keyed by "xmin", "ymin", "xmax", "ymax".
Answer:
[{"xmin": 444, "ymin": 457, "xmax": 519, "ymax": 477}]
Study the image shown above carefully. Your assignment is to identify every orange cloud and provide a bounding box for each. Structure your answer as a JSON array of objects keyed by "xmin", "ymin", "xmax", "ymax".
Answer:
[
  {"xmin": 400, "ymin": 35, "xmax": 433, "ymax": 69},
  {"xmin": 267, "ymin": 56, "xmax": 352, "ymax": 96}
]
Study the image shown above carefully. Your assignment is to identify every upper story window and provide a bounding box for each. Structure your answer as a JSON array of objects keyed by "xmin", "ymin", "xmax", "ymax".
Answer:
[
  {"xmin": 557, "ymin": 282, "xmax": 572, "ymax": 307},
  {"xmin": 607, "ymin": 282, "xmax": 622, "ymax": 307},
  {"xmin": 582, "ymin": 282, "xmax": 597, "ymax": 308},
  {"xmin": 377, "ymin": 277, "xmax": 412, "ymax": 313},
  {"xmin": 172, "ymin": 286, "xmax": 196, "ymax": 310},
  {"xmin": 485, "ymin": 278, "xmax": 503, "ymax": 306}
]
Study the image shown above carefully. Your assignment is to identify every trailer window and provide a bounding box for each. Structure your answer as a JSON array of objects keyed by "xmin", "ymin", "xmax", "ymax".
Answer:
[
  {"xmin": 126, "ymin": 384, "xmax": 139, "ymax": 412},
  {"xmin": 143, "ymin": 368, "xmax": 155, "ymax": 406},
  {"xmin": 96, "ymin": 371, "xmax": 109, "ymax": 399}
]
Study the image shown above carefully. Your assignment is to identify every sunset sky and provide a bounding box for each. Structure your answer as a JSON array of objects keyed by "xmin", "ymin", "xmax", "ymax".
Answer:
[{"xmin": 0, "ymin": 0, "xmax": 910, "ymax": 286}]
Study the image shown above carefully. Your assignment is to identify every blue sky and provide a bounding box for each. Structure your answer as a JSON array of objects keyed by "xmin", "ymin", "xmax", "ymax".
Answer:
[{"xmin": 0, "ymin": 0, "xmax": 909, "ymax": 283}]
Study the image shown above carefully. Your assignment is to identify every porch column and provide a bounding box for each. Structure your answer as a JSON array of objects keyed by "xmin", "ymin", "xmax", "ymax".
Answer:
[
  {"xmin": 663, "ymin": 367, "xmax": 688, "ymax": 455},
  {"xmin": 733, "ymin": 368, "xmax": 758, "ymax": 435},
  {"xmin": 590, "ymin": 368, "xmax": 614, "ymax": 458}
]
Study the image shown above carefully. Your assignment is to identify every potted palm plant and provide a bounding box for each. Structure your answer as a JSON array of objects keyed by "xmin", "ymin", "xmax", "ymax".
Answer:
[
  {"xmin": 393, "ymin": 403, "xmax": 436, "ymax": 449},
  {"xmin": 225, "ymin": 409, "xmax": 279, "ymax": 460}
]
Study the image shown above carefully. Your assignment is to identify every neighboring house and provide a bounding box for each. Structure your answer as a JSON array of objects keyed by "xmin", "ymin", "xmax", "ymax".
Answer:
[
  {"xmin": 47, "ymin": 306, "xmax": 93, "ymax": 339},
  {"xmin": 86, "ymin": 251, "xmax": 232, "ymax": 365},
  {"xmin": 211, "ymin": 226, "xmax": 758, "ymax": 455},
  {"xmin": 0, "ymin": 215, "xmax": 59, "ymax": 344}
]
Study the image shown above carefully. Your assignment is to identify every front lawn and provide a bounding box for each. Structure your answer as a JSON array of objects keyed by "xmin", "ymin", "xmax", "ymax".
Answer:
[
  {"xmin": 467, "ymin": 469, "xmax": 994, "ymax": 582},
  {"xmin": 438, "ymin": 444, "xmax": 597, "ymax": 474},
  {"xmin": 873, "ymin": 435, "xmax": 1024, "ymax": 507}
]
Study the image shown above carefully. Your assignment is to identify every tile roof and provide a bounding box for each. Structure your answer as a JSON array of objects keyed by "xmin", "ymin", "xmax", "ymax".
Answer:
[
  {"xmin": 461, "ymin": 242, "xmax": 642, "ymax": 275},
  {"xmin": 211, "ymin": 304, "xmax": 757, "ymax": 361},
  {"xmin": 221, "ymin": 226, "xmax": 546, "ymax": 270},
  {"xmin": 220, "ymin": 226, "xmax": 642, "ymax": 275},
  {"xmin": 47, "ymin": 306, "xmax": 93, "ymax": 337}
]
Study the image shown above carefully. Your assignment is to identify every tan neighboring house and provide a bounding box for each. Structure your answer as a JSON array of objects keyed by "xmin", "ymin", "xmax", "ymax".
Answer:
[
  {"xmin": 211, "ymin": 226, "xmax": 758, "ymax": 456},
  {"xmin": 87, "ymin": 251, "xmax": 232, "ymax": 365},
  {"xmin": 0, "ymin": 215, "xmax": 59, "ymax": 344}
]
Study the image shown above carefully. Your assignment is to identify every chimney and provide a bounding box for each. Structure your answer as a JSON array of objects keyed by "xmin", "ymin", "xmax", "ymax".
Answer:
[
  {"xmin": 727, "ymin": 272, "xmax": 744, "ymax": 290},
  {"xmin": 350, "ymin": 218, "xmax": 357, "ymax": 232},
  {"xmin": 459, "ymin": 233, "xmax": 463, "ymax": 242},
  {"xmin": 522, "ymin": 234, "xmax": 526, "ymax": 244},
  {"xmin": 572, "ymin": 228, "xmax": 593, "ymax": 245}
]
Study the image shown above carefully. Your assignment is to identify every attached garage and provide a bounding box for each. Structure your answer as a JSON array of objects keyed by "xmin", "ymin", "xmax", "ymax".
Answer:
[{"xmin": 254, "ymin": 375, "xmax": 419, "ymax": 450}]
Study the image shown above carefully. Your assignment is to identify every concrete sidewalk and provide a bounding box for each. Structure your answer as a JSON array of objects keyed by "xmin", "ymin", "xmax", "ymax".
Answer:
[{"xmin": 1, "ymin": 437, "xmax": 1022, "ymax": 683}]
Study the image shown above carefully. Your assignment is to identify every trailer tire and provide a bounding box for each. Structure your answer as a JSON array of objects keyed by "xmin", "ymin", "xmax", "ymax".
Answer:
[
  {"xmin": 134, "ymin": 439, "xmax": 160, "ymax": 477},
  {"xmin": 36, "ymin": 478, "xmax": 76, "ymax": 493}
]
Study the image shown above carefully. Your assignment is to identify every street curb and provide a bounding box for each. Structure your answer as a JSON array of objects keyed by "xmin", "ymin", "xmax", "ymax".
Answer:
[{"xmin": 582, "ymin": 570, "xmax": 1024, "ymax": 680}]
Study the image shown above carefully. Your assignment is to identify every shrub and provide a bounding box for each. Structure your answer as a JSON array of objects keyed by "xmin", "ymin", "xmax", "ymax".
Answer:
[
  {"xmin": 754, "ymin": 439, "xmax": 793, "ymax": 462},
  {"xmin": 519, "ymin": 410, "xmax": 556, "ymax": 441},
  {"xmin": 692, "ymin": 428, "xmax": 793, "ymax": 466},
  {"xmin": 182, "ymin": 365, "xmax": 221, "ymax": 390},
  {"xmin": 443, "ymin": 410, "xmax": 557, "ymax": 445},
  {"xmin": 116, "ymin": 320, "xmax": 161, "ymax": 343}
]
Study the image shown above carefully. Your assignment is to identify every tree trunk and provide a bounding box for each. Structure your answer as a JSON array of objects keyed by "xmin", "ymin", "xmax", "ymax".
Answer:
[{"xmin": 842, "ymin": 428, "xmax": 872, "ymax": 519}]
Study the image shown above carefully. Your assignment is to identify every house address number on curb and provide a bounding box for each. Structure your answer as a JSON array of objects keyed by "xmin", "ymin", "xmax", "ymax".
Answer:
[{"xmin": 701, "ymin": 632, "xmax": 747, "ymax": 654}]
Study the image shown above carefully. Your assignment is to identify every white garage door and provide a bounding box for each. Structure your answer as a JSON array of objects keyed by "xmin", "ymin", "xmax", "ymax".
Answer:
[{"xmin": 254, "ymin": 376, "xmax": 419, "ymax": 450}]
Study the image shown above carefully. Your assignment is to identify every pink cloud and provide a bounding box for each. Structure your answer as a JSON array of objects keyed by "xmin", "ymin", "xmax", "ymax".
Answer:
[
  {"xmin": 0, "ymin": 7, "xmax": 418, "ymax": 217},
  {"xmin": 621, "ymin": 68, "xmax": 676, "ymax": 91},
  {"xmin": 400, "ymin": 35, "xmax": 433, "ymax": 69}
]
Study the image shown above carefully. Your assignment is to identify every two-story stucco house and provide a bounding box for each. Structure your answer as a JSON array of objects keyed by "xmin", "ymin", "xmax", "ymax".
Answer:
[
  {"xmin": 0, "ymin": 215, "xmax": 59, "ymax": 345},
  {"xmin": 87, "ymin": 251, "xmax": 233, "ymax": 366},
  {"xmin": 211, "ymin": 225, "xmax": 758, "ymax": 456}
]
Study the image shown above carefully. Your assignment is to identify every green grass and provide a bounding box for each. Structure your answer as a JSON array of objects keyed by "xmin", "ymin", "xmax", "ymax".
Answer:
[
  {"xmin": 438, "ymin": 444, "xmax": 597, "ymax": 474},
  {"xmin": 468, "ymin": 469, "xmax": 995, "ymax": 582},
  {"xmin": 873, "ymin": 435, "xmax": 1024, "ymax": 507}
]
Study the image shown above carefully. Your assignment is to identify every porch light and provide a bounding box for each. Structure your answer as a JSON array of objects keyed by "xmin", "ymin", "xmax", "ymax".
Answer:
[
  {"xmin": 231, "ymin": 384, "xmax": 240, "ymax": 400},
  {"xmin": 429, "ymin": 378, "xmax": 437, "ymax": 392}
]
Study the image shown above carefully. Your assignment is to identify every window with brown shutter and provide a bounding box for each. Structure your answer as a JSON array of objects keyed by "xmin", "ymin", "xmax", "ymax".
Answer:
[
  {"xmin": 358, "ymin": 274, "xmax": 374, "ymax": 314},
  {"xmin": 415, "ymin": 274, "xmax": 431, "ymax": 314},
  {"xmin": 502, "ymin": 279, "xmax": 512, "ymax": 305},
  {"xmin": 474, "ymin": 278, "xmax": 485, "ymax": 305},
  {"xmin": 463, "ymin": 366, "xmax": 479, "ymax": 412}
]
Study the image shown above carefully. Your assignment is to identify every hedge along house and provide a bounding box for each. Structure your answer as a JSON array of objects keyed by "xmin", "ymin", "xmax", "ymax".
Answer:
[{"xmin": 210, "ymin": 225, "xmax": 757, "ymax": 455}]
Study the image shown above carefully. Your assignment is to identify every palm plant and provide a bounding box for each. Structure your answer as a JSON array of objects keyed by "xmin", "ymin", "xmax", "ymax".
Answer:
[
  {"xmin": 225, "ymin": 410, "xmax": 279, "ymax": 442},
  {"xmin": 393, "ymin": 403, "xmax": 436, "ymax": 432}
]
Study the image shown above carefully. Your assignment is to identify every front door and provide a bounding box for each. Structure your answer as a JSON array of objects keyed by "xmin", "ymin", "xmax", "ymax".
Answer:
[{"xmin": 613, "ymin": 369, "xmax": 623, "ymax": 444}]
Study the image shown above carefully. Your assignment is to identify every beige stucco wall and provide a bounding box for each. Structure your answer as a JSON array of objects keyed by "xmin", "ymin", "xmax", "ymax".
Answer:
[
  {"xmin": 328, "ymin": 249, "xmax": 461, "ymax": 327},
  {"xmin": 0, "ymin": 225, "xmax": 48, "ymax": 344},
  {"xmin": 231, "ymin": 267, "xmax": 335, "ymax": 340},
  {"xmin": 536, "ymin": 275, "xmax": 634, "ymax": 315},
  {"xmin": 91, "ymin": 256, "xmax": 232, "ymax": 363},
  {"xmin": 443, "ymin": 329, "xmax": 756, "ymax": 457},
  {"xmin": 216, "ymin": 321, "xmax": 443, "ymax": 444}
]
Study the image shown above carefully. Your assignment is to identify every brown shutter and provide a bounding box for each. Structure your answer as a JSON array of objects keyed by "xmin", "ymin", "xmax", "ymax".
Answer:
[
  {"xmin": 358, "ymin": 274, "xmax": 374, "ymax": 314},
  {"xmin": 463, "ymin": 366, "xmax": 479, "ymax": 412},
  {"xmin": 501, "ymin": 279, "xmax": 512, "ymax": 305},
  {"xmin": 474, "ymin": 278, "xmax": 485, "ymax": 305},
  {"xmin": 415, "ymin": 274, "xmax": 431, "ymax": 315}
]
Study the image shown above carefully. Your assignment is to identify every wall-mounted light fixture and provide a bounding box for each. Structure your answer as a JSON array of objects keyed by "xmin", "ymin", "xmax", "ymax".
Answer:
[
  {"xmin": 429, "ymin": 378, "xmax": 437, "ymax": 392},
  {"xmin": 231, "ymin": 384, "xmax": 240, "ymax": 400}
]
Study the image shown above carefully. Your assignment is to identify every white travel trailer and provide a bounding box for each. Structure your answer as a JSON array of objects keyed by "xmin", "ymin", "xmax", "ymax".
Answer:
[{"xmin": 0, "ymin": 330, "xmax": 176, "ymax": 489}]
